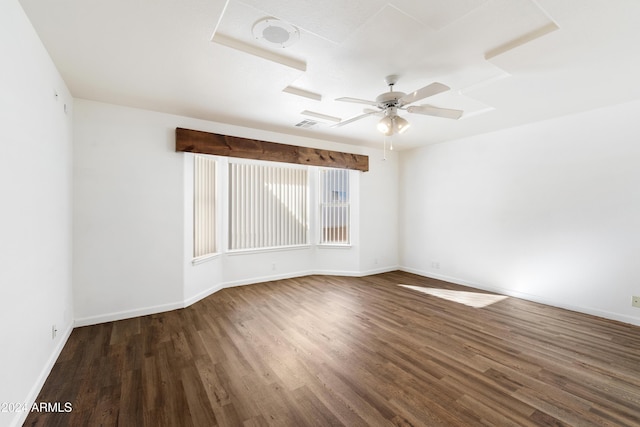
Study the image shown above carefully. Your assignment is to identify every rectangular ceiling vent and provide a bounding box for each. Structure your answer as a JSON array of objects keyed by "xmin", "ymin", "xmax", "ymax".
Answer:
[{"xmin": 294, "ymin": 119, "xmax": 318, "ymax": 128}]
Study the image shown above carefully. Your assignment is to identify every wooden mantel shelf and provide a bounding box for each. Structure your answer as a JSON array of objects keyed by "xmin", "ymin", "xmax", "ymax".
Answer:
[{"xmin": 175, "ymin": 128, "xmax": 369, "ymax": 172}]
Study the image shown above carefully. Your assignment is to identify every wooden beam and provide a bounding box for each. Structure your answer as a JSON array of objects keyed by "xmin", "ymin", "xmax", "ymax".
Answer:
[{"xmin": 175, "ymin": 128, "xmax": 369, "ymax": 172}]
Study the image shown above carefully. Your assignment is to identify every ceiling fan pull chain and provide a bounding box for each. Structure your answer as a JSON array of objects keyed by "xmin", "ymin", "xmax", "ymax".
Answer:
[{"xmin": 383, "ymin": 136, "xmax": 387, "ymax": 161}]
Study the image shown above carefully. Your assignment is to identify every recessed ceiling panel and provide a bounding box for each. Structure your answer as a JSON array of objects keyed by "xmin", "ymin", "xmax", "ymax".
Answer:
[
  {"xmin": 237, "ymin": 0, "xmax": 387, "ymax": 43},
  {"xmin": 478, "ymin": 0, "xmax": 556, "ymax": 59},
  {"xmin": 392, "ymin": 0, "xmax": 489, "ymax": 30},
  {"xmin": 487, "ymin": 0, "xmax": 640, "ymax": 75},
  {"xmin": 300, "ymin": 110, "xmax": 341, "ymax": 123},
  {"xmin": 337, "ymin": 4, "xmax": 428, "ymax": 76},
  {"xmin": 195, "ymin": 42, "xmax": 305, "ymax": 120},
  {"xmin": 432, "ymin": 91, "xmax": 495, "ymax": 119},
  {"xmin": 476, "ymin": 0, "xmax": 640, "ymax": 120},
  {"xmin": 383, "ymin": 0, "xmax": 555, "ymax": 94}
]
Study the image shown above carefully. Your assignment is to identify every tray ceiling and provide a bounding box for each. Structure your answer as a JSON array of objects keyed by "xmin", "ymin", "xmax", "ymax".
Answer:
[{"xmin": 18, "ymin": 0, "xmax": 640, "ymax": 149}]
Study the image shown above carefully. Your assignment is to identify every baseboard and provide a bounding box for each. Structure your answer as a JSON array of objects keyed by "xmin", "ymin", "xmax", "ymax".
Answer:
[
  {"xmin": 76, "ymin": 267, "xmax": 401, "ymax": 327},
  {"xmin": 183, "ymin": 283, "xmax": 225, "ymax": 307},
  {"xmin": 74, "ymin": 300, "xmax": 184, "ymax": 327},
  {"xmin": 10, "ymin": 322, "xmax": 73, "ymax": 427},
  {"xmin": 355, "ymin": 266, "xmax": 399, "ymax": 276},
  {"xmin": 398, "ymin": 266, "xmax": 463, "ymax": 285},
  {"xmin": 312, "ymin": 269, "xmax": 361, "ymax": 277},
  {"xmin": 312, "ymin": 266, "xmax": 398, "ymax": 277},
  {"xmin": 223, "ymin": 270, "xmax": 315, "ymax": 289},
  {"xmin": 399, "ymin": 266, "xmax": 640, "ymax": 327}
]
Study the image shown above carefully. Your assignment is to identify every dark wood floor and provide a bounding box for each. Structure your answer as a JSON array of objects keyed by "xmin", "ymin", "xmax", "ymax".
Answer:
[{"xmin": 25, "ymin": 271, "xmax": 640, "ymax": 426}]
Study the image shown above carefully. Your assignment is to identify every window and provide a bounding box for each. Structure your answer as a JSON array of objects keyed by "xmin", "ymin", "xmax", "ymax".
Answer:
[
  {"xmin": 228, "ymin": 161, "xmax": 308, "ymax": 250},
  {"xmin": 193, "ymin": 155, "xmax": 217, "ymax": 258},
  {"xmin": 319, "ymin": 168, "xmax": 350, "ymax": 244},
  {"xmin": 192, "ymin": 157, "xmax": 354, "ymax": 258}
]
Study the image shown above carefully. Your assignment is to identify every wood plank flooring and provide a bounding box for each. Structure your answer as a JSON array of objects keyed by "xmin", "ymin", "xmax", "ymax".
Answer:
[{"xmin": 25, "ymin": 272, "xmax": 640, "ymax": 426}]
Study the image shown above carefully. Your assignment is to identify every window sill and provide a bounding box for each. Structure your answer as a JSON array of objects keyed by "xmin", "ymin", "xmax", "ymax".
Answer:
[
  {"xmin": 317, "ymin": 243, "xmax": 352, "ymax": 249},
  {"xmin": 227, "ymin": 244, "xmax": 312, "ymax": 256},
  {"xmin": 192, "ymin": 253, "xmax": 220, "ymax": 265}
]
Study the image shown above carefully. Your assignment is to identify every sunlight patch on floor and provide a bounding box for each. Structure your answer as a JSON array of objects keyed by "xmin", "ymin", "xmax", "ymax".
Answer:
[{"xmin": 399, "ymin": 285, "xmax": 508, "ymax": 308}]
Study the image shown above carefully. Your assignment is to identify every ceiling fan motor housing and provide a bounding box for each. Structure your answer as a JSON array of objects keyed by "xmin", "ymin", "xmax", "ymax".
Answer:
[{"xmin": 376, "ymin": 91, "xmax": 406, "ymax": 107}]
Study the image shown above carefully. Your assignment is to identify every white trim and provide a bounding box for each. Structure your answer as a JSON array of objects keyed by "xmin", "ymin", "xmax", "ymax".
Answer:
[
  {"xmin": 74, "ymin": 301, "xmax": 184, "ymax": 327},
  {"xmin": 11, "ymin": 322, "xmax": 74, "ymax": 427},
  {"xmin": 399, "ymin": 266, "xmax": 640, "ymax": 327},
  {"xmin": 222, "ymin": 270, "xmax": 315, "ymax": 288},
  {"xmin": 317, "ymin": 244, "xmax": 352, "ymax": 249},
  {"xmin": 73, "ymin": 265, "xmax": 640, "ymax": 328},
  {"xmin": 192, "ymin": 252, "xmax": 220, "ymax": 265},
  {"xmin": 227, "ymin": 244, "xmax": 311, "ymax": 256},
  {"xmin": 357, "ymin": 266, "xmax": 398, "ymax": 276},
  {"xmin": 312, "ymin": 269, "xmax": 365, "ymax": 277},
  {"xmin": 211, "ymin": 33, "xmax": 306, "ymax": 72},
  {"xmin": 183, "ymin": 283, "xmax": 225, "ymax": 307},
  {"xmin": 180, "ymin": 270, "xmax": 319, "ymax": 309},
  {"xmin": 74, "ymin": 266, "xmax": 400, "ymax": 327}
]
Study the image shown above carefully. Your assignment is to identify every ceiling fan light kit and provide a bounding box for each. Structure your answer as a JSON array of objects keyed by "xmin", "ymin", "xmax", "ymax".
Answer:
[
  {"xmin": 393, "ymin": 115, "xmax": 410, "ymax": 134},
  {"xmin": 377, "ymin": 116, "xmax": 393, "ymax": 135},
  {"xmin": 377, "ymin": 108, "xmax": 410, "ymax": 136}
]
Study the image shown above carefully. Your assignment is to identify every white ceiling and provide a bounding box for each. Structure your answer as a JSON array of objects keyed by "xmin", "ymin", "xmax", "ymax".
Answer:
[{"xmin": 19, "ymin": 0, "xmax": 640, "ymax": 150}]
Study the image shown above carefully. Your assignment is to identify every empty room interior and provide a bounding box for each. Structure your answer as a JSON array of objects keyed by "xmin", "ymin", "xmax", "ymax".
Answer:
[{"xmin": 3, "ymin": 0, "xmax": 640, "ymax": 426}]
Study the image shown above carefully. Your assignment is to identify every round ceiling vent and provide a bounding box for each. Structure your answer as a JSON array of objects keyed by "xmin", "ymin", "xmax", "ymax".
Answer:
[{"xmin": 252, "ymin": 18, "xmax": 299, "ymax": 48}]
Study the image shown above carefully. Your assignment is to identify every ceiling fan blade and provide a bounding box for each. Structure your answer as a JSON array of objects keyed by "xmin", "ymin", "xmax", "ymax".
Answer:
[
  {"xmin": 407, "ymin": 104, "xmax": 463, "ymax": 119},
  {"xmin": 335, "ymin": 97, "xmax": 379, "ymax": 106},
  {"xmin": 399, "ymin": 82, "xmax": 450, "ymax": 106},
  {"xmin": 330, "ymin": 111, "xmax": 379, "ymax": 128}
]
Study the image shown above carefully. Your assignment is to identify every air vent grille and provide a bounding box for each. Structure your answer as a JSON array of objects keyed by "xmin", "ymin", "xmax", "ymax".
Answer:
[{"xmin": 295, "ymin": 119, "xmax": 318, "ymax": 128}]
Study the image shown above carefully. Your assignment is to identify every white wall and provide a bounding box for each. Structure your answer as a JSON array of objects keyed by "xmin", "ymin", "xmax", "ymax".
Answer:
[
  {"xmin": 360, "ymin": 150, "xmax": 399, "ymax": 274},
  {"xmin": 0, "ymin": 1, "xmax": 74, "ymax": 426},
  {"xmin": 73, "ymin": 101, "xmax": 186, "ymax": 325},
  {"xmin": 400, "ymin": 100, "xmax": 640, "ymax": 326},
  {"xmin": 74, "ymin": 100, "xmax": 399, "ymax": 324}
]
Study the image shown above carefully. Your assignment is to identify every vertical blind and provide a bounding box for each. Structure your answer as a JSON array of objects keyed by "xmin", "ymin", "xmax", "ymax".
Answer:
[
  {"xmin": 193, "ymin": 155, "xmax": 217, "ymax": 258},
  {"xmin": 229, "ymin": 162, "xmax": 308, "ymax": 250},
  {"xmin": 319, "ymin": 168, "xmax": 350, "ymax": 244}
]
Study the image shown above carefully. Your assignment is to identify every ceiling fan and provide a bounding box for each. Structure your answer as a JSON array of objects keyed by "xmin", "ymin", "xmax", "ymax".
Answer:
[{"xmin": 333, "ymin": 75, "xmax": 463, "ymax": 136}]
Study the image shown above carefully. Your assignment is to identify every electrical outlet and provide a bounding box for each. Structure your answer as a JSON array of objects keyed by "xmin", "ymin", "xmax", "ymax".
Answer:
[
  {"xmin": 272, "ymin": 263, "xmax": 276, "ymax": 271},
  {"xmin": 52, "ymin": 324, "xmax": 57, "ymax": 339},
  {"xmin": 632, "ymin": 296, "xmax": 640, "ymax": 308}
]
